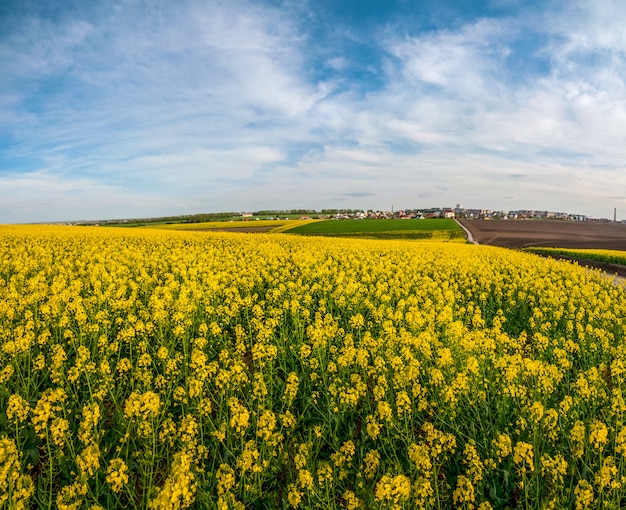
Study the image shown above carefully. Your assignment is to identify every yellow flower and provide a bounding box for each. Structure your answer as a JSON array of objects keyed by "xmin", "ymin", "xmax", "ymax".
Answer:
[
  {"xmin": 216, "ymin": 464, "xmax": 236, "ymax": 496},
  {"xmin": 283, "ymin": 372, "xmax": 300, "ymax": 405},
  {"xmin": 589, "ymin": 420, "xmax": 608, "ymax": 450},
  {"xmin": 237, "ymin": 441, "xmax": 261, "ymax": 474},
  {"xmin": 540, "ymin": 453, "xmax": 568, "ymax": 487},
  {"xmin": 187, "ymin": 377, "xmax": 204, "ymax": 399},
  {"xmin": 0, "ymin": 437, "xmax": 34, "ymax": 508},
  {"xmin": 595, "ymin": 456, "xmax": 618, "ymax": 490},
  {"xmin": 363, "ymin": 450, "xmax": 380, "ymax": 480},
  {"xmin": 256, "ymin": 409, "xmax": 277, "ymax": 441},
  {"xmin": 31, "ymin": 387, "xmax": 67, "ymax": 439},
  {"xmin": 106, "ymin": 458, "xmax": 129, "ymax": 493},
  {"xmin": 6, "ymin": 394, "xmax": 30, "ymax": 423},
  {"xmin": 159, "ymin": 417, "xmax": 177, "ymax": 447},
  {"xmin": 149, "ymin": 450, "xmax": 197, "ymax": 509},
  {"xmin": 570, "ymin": 421, "xmax": 586, "ymax": 459},
  {"xmin": 211, "ymin": 424, "xmax": 227, "ymax": 442},
  {"xmin": 78, "ymin": 402, "xmax": 101, "ymax": 445},
  {"xmin": 366, "ymin": 415, "xmax": 382, "ymax": 440},
  {"xmin": 513, "ymin": 441, "xmax": 534, "ymax": 473},
  {"xmin": 228, "ymin": 397, "xmax": 250, "ymax": 434},
  {"xmin": 395, "ymin": 391, "xmax": 412, "ymax": 417},
  {"xmin": 33, "ymin": 353, "xmax": 46, "ymax": 371},
  {"xmin": 8, "ymin": 222, "xmax": 626, "ymax": 508},
  {"xmin": 343, "ymin": 490, "xmax": 361, "ymax": 510},
  {"xmin": 0, "ymin": 364, "xmax": 14, "ymax": 384},
  {"xmin": 349, "ymin": 313, "xmax": 365, "ymax": 329},
  {"xmin": 374, "ymin": 474, "xmax": 411, "ymax": 505},
  {"xmin": 178, "ymin": 415, "xmax": 199, "ymax": 446},
  {"xmin": 76, "ymin": 443, "xmax": 101, "ymax": 478},
  {"xmin": 50, "ymin": 417, "xmax": 69, "ymax": 448},
  {"xmin": 408, "ymin": 443, "xmax": 432, "ymax": 473},
  {"xmin": 317, "ymin": 462, "xmax": 333, "ymax": 485},
  {"xmin": 116, "ymin": 357, "xmax": 132, "ymax": 374},
  {"xmin": 436, "ymin": 347, "xmax": 454, "ymax": 368},
  {"xmin": 559, "ymin": 395, "xmax": 573, "ymax": 415},
  {"xmin": 574, "ymin": 480, "xmax": 594, "ymax": 510},
  {"xmin": 294, "ymin": 443, "xmax": 309, "ymax": 470},
  {"xmin": 123, "ymin": 391, "xmax": 161, "ymax": 420},
  {"xmin": 280, "ymin": 410, "xmax": 297, "ymax": 429},
  {"xmin": 422, "ymin": 422, "xmax": 456, "ymax": 458},
  {"xmin": 542, "ymin": 409, "xmax": 559, "ymax": 442},
  {"xmin": 376, "ymin": 401, "xmax": 393, "ymax": 422},
  {"xmin": 462, "ymin": 440, "xmax": 484, "ymax": 483},
  {"xmin": 492, "ymin": 433, "xmax": 512, "ymax": 460},
  {"xmin": 529, "ymin": 401, "xmax": 544, "ymax": 423},
  {"xmin": 297, "ymin": 469, "xmax": 313, "ymax": 491},
  {"xmin": 414, "ymin": 477, "xmax": 434, "ymax": 508},
  {"xmin": 56, "ymin": 482, "xmax": 87, "ymax": 510},
  {"xmin": 453, "ymin": 475, "xmax": 475, "ymax": 506},
  {"xmin": 331, "ymin": 441, "xmax": 356, "ymax": 468},
  {"xmin": 287, "ymin": 483, "xmax": 303, "ymax": 508},
  {"xmin": 173, "ymin": 386, "xmax": 188, "ymax": 404}
]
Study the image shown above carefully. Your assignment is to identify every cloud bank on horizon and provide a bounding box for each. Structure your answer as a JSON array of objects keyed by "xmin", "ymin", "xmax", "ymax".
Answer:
[{"xmin": 2, "ymin": 0, "xmax": 626, "ymax": 222}]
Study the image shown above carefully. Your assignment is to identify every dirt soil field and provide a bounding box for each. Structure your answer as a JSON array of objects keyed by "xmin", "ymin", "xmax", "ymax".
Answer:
[{"xmin": 458, "ymin": 219, "xmax": 626, "ymax": 250}]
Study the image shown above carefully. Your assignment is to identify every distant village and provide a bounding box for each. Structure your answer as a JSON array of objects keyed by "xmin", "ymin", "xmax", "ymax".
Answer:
[
  {"xmin": 74, "ymin": 205, "xmax": 623, "ymax": 227},
  {"xmin": 256, "ymin": 205, "xmax": 600, "ymax": 222},
  {"xmin": 288, "ymin": 206, "xmax": 591, "ymax": 222}
]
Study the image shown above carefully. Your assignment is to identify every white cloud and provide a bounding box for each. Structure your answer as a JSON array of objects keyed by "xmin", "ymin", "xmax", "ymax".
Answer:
[
  {"xmin": 0, "ymin": 171, "xmax": 143, "ymax": 222},
  {"xmin": 375, "ymin": 6, "xmax": 626, "ymax": 166},
  {"xmin": 546, "ymin": 0, "xmax": 626, "ymax": 55},
  {"xmin": 1, "ymin": 17, "xmax": 93, "ymax": 81},
  {"xmin": 327, "ymin": 56, "xmax": 348, "ymax": 71},
  {"xmin": 385, "ymin": 18, "xmax": 511, "ymax": 100},
  {"xmin": 3, "ymin": 0, "xmax": 626, "ymax": 222}
]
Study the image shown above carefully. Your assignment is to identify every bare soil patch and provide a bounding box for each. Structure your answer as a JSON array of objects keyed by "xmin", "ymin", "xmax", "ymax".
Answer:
[{"xmin": 458, "ymin": 219, "xmax": 626, "ymax": 250}]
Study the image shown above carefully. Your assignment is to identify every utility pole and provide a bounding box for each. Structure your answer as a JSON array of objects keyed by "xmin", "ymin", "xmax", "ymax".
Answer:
[{"xmin": 615, "ymin": 208, "xmax": 617, "ymax": 222}]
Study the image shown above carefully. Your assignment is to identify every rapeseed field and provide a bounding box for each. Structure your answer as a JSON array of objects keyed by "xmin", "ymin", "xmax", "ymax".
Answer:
[{"xmin": 2, "ymin": 225, "xmax": 626, "ymax": 509}]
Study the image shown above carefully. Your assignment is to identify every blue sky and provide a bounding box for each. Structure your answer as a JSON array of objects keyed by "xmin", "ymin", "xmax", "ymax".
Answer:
[{"xmin": 2, "ymin": 0, "xmax": 626, "ymax": 222}]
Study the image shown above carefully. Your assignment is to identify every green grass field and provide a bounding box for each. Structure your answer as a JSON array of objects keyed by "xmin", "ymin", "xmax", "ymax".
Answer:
[{"xmin": 282, "ymin": 218, "xmax": 465, "ymax": 241}]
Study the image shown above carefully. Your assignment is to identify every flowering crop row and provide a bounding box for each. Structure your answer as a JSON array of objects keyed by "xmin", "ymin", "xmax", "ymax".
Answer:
[
  {"xmin": 525, "ymin": 247, "xmax": 626, "ymax": 267},
  {"xmin": 2, "ymin": 225, "xmax": 626, "ymax": 509}
]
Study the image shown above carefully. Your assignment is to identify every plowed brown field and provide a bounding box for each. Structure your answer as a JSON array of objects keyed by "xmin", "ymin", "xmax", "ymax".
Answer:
[{"xmin": 458, "ymin": 219, "xmax": 626, "ymax": 250}]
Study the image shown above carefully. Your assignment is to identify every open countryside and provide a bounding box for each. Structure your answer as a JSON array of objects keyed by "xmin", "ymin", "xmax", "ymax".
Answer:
[
  {"xmin": 5, "ymin": 0, "xmax": 626, "ymax": 508},
  {"xmin": 140, "ymin": 217, "xmax": 464, "ymax": 241}
]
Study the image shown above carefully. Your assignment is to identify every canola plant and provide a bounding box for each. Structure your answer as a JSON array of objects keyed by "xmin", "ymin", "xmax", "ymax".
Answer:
[{"xmin": 2, "ymin": 225, "xmax": 626, "ymax": 509}]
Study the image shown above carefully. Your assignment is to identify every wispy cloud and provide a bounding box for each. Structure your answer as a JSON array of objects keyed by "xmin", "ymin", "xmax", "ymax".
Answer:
[{"xmin": 1, "ymin": 0, "xmax": 626, "ymax": 222}]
